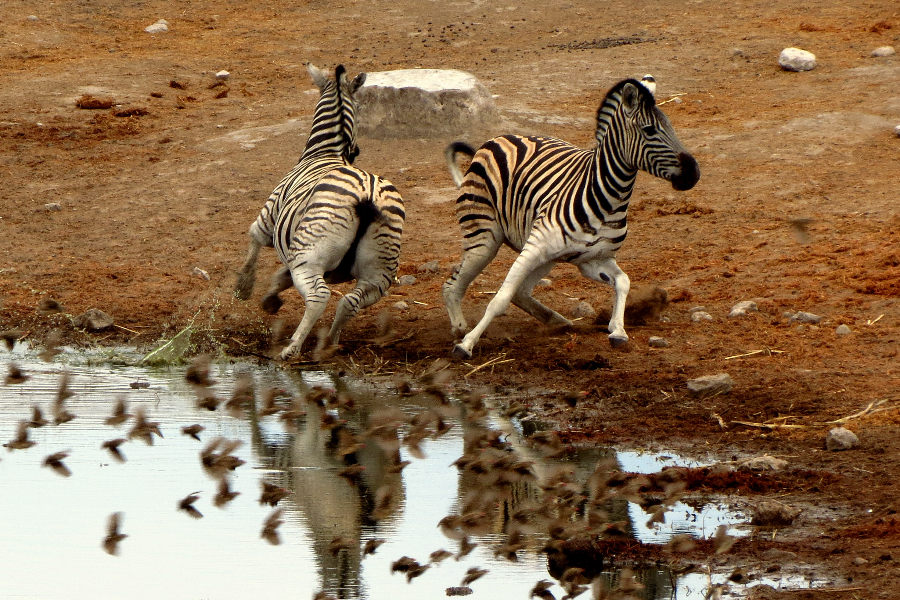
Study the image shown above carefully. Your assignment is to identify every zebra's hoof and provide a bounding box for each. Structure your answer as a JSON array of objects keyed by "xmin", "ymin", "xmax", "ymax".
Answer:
[
  {"xmin": 279, "ymin": 346, "xmax": 298, "ymax": 361},
  {"xmin": 608, "ymin": 335, "xmax": 629, "ymax": 348},
  {"xmin": 261, "ymin": 295, "xmax": 283, "ymax": 315},
  {"xmin": 451, "ymin": 344, "xmax": 472, "ymax": 360}
]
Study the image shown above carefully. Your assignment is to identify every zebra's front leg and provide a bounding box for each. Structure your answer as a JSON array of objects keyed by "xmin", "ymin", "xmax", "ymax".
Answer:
[
  {"xmin": 325, "ymin": 277, "xmax": 390, "ymax": 348},
  {"xmin": 234, "ymin": 238, "xmax": 263, "ymax": 300},
  {"xmin": 453, "ymin": 242, "xmax": 552, "ymax": 360},
  {"xmin": 280, "ymin": 272, "xmax": 331, "ymax": 361},
  {"xmin": 261, "ymin": 266, "xmax": 293, "ymax": 315},
  {"xmin": 577, "ymin": 257, "xmax": 631, "ymax": 347},
  {"xmin": 511, "ymin": 261, "xmax": 572, "ymax": 330}
]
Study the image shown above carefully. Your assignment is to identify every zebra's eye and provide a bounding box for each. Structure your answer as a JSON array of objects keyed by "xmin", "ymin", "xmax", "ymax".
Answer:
[{"xmin": 641, "ymin": 125, "xmax": 657, "ymax": 136}]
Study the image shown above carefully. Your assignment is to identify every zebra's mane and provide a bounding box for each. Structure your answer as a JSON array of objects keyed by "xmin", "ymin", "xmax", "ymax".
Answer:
[{"xmin": 594, "ymin": 78, "xmax": 656, "ymax": 142}]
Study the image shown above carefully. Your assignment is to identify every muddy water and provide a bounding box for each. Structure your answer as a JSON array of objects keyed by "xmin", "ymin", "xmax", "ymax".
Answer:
[{"xmin": 0, "ymin": 347, "xmax": 814, "ymax": 599}]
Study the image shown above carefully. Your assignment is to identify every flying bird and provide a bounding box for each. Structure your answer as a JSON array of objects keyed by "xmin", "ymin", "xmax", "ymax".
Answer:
[
  {"xmin": 53, "ymin": 372, "xmax": 76, "ymax": 424},
  {"xmin": 104, "ymin": 395, "xmax": 132, "ymax": 426},
  {"xmin": 363, "ymin": 538, "xmax": 385, "ymax": 556},
  {"xmin": 259, "ymin": 481, "xmax": 290, "ymax": 507},
  {"xmin": 5, "ymin": 363, "xmax": 29, "ymax": 385},
  {"xmin": 260, "ymin": 508, "xmax": 284, "ymax": 545},
  {"xmin": 43, "ymin": 451, "xmax": 72, "ymax": 477},
  {"xmin": 181, "ymin": 424, "xmax": 205, "ymax": 441},
  {"xmin": 461, "ymin": 567, "xmax": 488, "ymax": 587},
  {"xmin": 101, "ymin": 438, "xmax": 127, "ymax": 463},
  {"xmin": 213, "ymin": 477, "xmax": 241, "ymax": 508},
  {"xmin": 29, "ymin": 405, "xmax": 49, "ymax": 428},
  {"xmin": 178, "ymin": 492, "xmax": 203, "ymax": 519},
  {"xmin": 5, "ymin": 420, "xmax": 36, "ymax": 450},
  {"xmin": 102, "ymin": 512, "xmax": 128, "ymax": 555}
]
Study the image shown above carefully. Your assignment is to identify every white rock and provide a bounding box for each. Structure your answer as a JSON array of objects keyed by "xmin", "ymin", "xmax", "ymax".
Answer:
[
  {"xmin": 397, "ymin": 274, "xmax": 417, "ymax": 286},
  {"xmin": 895, "ymin": 125, "xmax": 900, "ymax": 138},
  {"xmin": 356, "ymin": 69, "xmax": 500, "ymax": 139},
  {"xmin": 44, "ymin": 203, "xmax": 62, "ymax": 211},
  {"xmin": 779, "ymin": 47, "xmax": 817, "ymax": 72},
  {"xmin": 145, "ymin": 21, "xmax": 169, "ymax": 34},
  {"xmin": 826, "ymin": 427, "xmax": 859, "ymax": 451},
  {"xmin": 215, "ymin": 70, "xmax": 230, "ymax": 81},
  {"xmin": 691, "ymin": 311, "xmax": 713, "ymax": 322},
  {"xmin": 648, "ymin": 336, "xmax": 669, "ymax": 348},
  {"xmin": 853, "ymin": 557, "xmax": 869, "ymax": 566},
  {"xmin": 570, "ymin": 301, "xmax": 596, "ymax": 319},
  {"xmin": 536, "ymin": 278, "xmax": 552, "ymax": 287},
  {"xmin": 787, "ymin": 310, "xmax": 822, "ymax": 324},
  {"xmin": 871, "ymin": 46, "xmax": 896, "ymax": 57},
  {"xmin": 27, "ymin": 15, "xmax": 39, "ymax": 21},
  {"xmin": 417, "ymin": 260, "xmax": 440, "ymax": 273},
  {"xmin": 392, "ymin": 301, "xmax": 409, "ymax": 311},
  {"xmin": 728, "ymin": 300, "xmax": 758, "ymax": 318},
  {"xmin": 739, "ymin": 455, "xmax": 788, "ymax": 471},
  {"xmin": 191, "ymin": 267, "xmax": 210, "ymax": 280},
  {"xmin": 835, "ymin": 324, "xmax": 852, "ymax": 336},
  {"xmin": 686, "ymin": 373, "xmax": 733, "ymax": 397}
]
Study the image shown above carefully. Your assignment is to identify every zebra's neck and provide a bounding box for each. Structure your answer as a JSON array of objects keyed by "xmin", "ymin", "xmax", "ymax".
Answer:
[
  {"xmin": 590, "ymin": 134, "xmax": 638, "ymax": 209},
  {"xmin": 302, "ymin": 90, "xmax": 353, "ymax": 161}
]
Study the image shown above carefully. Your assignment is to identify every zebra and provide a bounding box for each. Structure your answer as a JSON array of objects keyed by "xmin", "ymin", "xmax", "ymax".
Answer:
[
  {"xmin": 233, "ymin": 63, "xmax": 405, "ymax": 360},
  {"xmin": 442, "ymin": 76, "xmax": 699, "ymax": 360}
]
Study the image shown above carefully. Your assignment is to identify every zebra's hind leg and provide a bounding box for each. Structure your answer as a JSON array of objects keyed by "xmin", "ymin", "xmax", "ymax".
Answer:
[
  {"xmin": 453, "ymin": 239, "xmax": 553, "ymax": 360},
  {"xmin": 279, "ymin": 272, "xmax": 332, "ymax": 360},
  {"xmin": 442, "ymin": 227, "xmax": 503, "ymax": 336},
  {"xmin": 234, "ymin": 238, "xmax": 263, "ymax": 300},
  {"xmin": 325, "ymin": 277, "xmax": 390, "ymax": 348},
  {"xmin": 511, "ymin": 262, "xmax": 572, "ymax": 330},
  {"xmin": 577, "ymin": 257, "xmax": 631, "ymax": 347},
  {"xmin": 261, "ymin": 266, "xmax": 293, "ymax": 315}
]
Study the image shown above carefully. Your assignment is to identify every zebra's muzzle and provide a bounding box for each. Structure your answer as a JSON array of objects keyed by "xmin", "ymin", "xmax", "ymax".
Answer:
[{"xmin": 671, "ymin": 152, "xmax": 700, "ymax": 191}]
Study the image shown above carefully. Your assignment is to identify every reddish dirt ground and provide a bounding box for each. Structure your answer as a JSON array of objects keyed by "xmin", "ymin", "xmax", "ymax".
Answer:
[{"xmin": 2, "ymin": 0, "xmax": 900, "ymax": 596}]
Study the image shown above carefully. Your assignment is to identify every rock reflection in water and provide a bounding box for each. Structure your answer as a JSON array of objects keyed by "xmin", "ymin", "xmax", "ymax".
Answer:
[{"xmin": 0, "ymin": 351, "xmax": 757, "ymax": 600}]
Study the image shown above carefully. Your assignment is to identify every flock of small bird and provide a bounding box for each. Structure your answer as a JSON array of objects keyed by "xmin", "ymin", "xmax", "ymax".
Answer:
[{"xmin": 2, "ymin": 329, "xmax": 731, "ymax": 599}]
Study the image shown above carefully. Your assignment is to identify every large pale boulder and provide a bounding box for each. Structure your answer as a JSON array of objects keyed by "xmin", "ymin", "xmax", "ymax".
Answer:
[{"xmin": 356, "ymin": 69, "xmax": 500, "ymax": 139}]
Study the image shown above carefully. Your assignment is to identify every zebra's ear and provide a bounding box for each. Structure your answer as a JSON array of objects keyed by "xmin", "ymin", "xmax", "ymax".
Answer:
[
  {"xmin": 348, "ymin": 72, "xmax": 367, "ymax": 94},
  {"xmin": 307, "ymin": 63, "xmax": 330, "ymax": 90},
  {"xmin": 621, "ymin": 82, "xmax": 641, "ymax": 116}
]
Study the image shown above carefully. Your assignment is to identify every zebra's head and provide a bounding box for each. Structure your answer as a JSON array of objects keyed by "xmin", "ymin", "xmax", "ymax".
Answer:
[
  {"xmin": 306, "ymin": 63, "xmax": 367, "ymax": 163},
  {"xmin": 597, "ymin": 78, "xmax": 700, "ymax": 192}
]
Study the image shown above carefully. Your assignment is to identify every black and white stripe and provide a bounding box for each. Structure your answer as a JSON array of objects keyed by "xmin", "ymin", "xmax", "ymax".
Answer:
[
  {"xmin": 234, "ymin": 64, "xmax": 405, "ymax": 360},
  {"xmin": 443, "ymin": 77, "xmax": 699, "ymax": 359}
]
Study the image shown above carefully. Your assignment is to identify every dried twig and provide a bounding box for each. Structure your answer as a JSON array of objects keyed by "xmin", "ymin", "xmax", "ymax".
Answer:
[
  {"xmin": 464, "ymin": 353, "xmax": 513, "ymax": 378},
  {"xmin": 723, "ymin": 348, "xmax": 785, "ymax": 360}
]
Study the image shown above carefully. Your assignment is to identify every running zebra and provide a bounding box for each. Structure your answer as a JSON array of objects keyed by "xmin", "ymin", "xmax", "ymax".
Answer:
[
  {"xmin": 234, "ymin": 64, "xmax": 405, "ymax": 360},
  {"xmin": 443, "ymin": 76, "xmax": 699, "ymax": 359}
]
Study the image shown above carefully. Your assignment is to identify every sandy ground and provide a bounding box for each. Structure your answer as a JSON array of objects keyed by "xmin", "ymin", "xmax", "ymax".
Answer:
[{"xmin": 2, "ymin": 0, "xmax": 900, "ymax": 596}]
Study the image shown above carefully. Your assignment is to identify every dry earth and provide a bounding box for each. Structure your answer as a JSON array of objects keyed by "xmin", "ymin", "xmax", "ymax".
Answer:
[{"xmin": 2, "ymin": 0, "xmax": 900, "ymax": 597}]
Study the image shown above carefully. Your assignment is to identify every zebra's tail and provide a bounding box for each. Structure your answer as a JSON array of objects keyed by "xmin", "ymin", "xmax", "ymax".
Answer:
[{"xmin": 444, "ymin": 141, "xmax": 477, "ymax": 188}]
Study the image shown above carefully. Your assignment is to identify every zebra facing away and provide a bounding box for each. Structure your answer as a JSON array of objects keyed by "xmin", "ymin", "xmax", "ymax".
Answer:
[
  {"xmin": 233, "ymin": 64, "xmax": 405, "ymax": 360},
  {"xmin": 443, "ymin": 76, "xmax": 699, "ymax": 360}
]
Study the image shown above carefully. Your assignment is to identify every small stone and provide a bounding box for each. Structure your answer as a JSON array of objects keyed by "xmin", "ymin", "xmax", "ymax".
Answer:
[
  {"xmin": 731, "ymin": 48, "xmax": 744, "ymax": 58},
  {"xmin": 853, "ymin": 557, "xmax": 869, "ymax": 566},
  {"xmin": 44, "ymin": 203, "xmax": 62, "ymax": 211},
  {"xmin": 397, "ymin": 274, "xmax": 417, "ymax": 286},
  {"xmin": 686, "ymin": 373, "xmax": 733, "ymax": 397},
  {"xmin": 739, "ymin": 455, "xmax": 788, "ymax": 471},
  {"xmin": 788, "ymin": 311, "xmax": 822, "ymax": 324},
  {"xmin": 751, "ymin": 500, "xmax": 801, "ymax": 526},
  {"xmin": 417, "ymin": 260, "xmax": 440, "ymax": 273},
  {"xmin": 536, "ymin": 278, "xmax": 552, "ymax": 287},
  {"xmin": 392, "ymin": 301, "xmax": 409, "ymax": 311},
  {"xmin": 688, "ymin": 306, "xmax": 706, "ymax": 313},
  {"xmin": 144, "ymin": 20, "xmax": 169, "ymax": 34},
  {"xmin": 779, "ymin": 47, "xmax": 817, "ymax": 72},
  {"xmin": 648, "ymin": 336, "xmax": 669, "ymax": 348},
  {"xmin": 761, "ymin": 549, "xmax": 799, "ymax": 562},
  {"xmin": 871, "ymin": 46, "xmax": 896, "ymax": 57},
  {"xmin": 691, "ymin": 311, "xmax": 713, "ymax": 322},
  {"xmin": 673, "ymin": 97, "xmax": 682, "ymax": 104},
  {"xmin": 835, "ymin": 324, "xmax": 852, "ymax": 336},
  {"xmin": 826, "ymin": 427, "xmax": 859, "ymax": 451},
  {"xmin": 73, "ymin": 308, "xmax": 114, "ymax": 332},
  {"xmin": 895, "ymin": 125, "xmax": 900, "ymax": 138},
  {"xmin": 571, "ymin": 301, "xmax": 596, "ymax": 319},
  {"xmin": 728, "ymin": 300, "xmax": 758, "ymax": 318},
  {"xmin": 191, "ymin": 267, "xmax": 210, "ymax": 280},
  {"xmin": 215, "ymin": 70, "xmax": 230, "ymax": 81},
  {"xmin": 27, "ymin": 15, "xmax": 39, "ymax": 21}
]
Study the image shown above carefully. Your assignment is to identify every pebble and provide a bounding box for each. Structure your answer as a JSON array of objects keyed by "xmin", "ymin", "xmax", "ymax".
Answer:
[
  {"xmin": 417, "ymin": 260, "xmax": 440, "ymax": 274},
  {"xmin": 739, "ymin": 455, "xmax": 788, "ymax": 471},
  {"xmin": 73, "ymin": 308, "xmax": 114, "ymax": 332},
  {"xmin": 895, "ymin": 125, "xmax": 900, "ymax": 138},
  {"xmin": 691, "ymin": 311, "xmax": 713, "ymax": 322},
  {"xmin": 826, "ymin": 426, "xmax": 859, "ymax": 451},
  {"xmin": 686, "ymin": 373, "xmax": 733, "ymax": 397},
  {"xmin": 761, "ymin": 548, "xmax": 799, "ymax": 562},
  {"xmin": 397, "ymin": 274, "xmax": 417, "ymax": 286},
  {"xmin": 392, "ymin": 301, "xmax": 409, "ymax": 311},
  {"xmin": 853, "ymin": 557, "xmax": 869, "ymax": 566},
  {"xmin": 786, "ymin": 310, "xmax": 822, "ymax": 324},
  {"xmin": 835, "ymin": 324, "xmax": 852, "ymax": 336},
  {"xmin": 27, "ymin": 15, "xmax": 39, "ymax": 21},
  {"xmin": 871, "ymin": 46, "xmax": 896, "ymax": 57},
  {"xmin": 215, "ymin": 70, "xmax": 230, "ymax": 81},
  {"xmin": 751, "ymin": 500, "xmax": 801, "ymax": 527},
  {"xmin": 570, "ymin": 301, "xmax": 596, "ymax": 319},
  {"xmin": 44, "ymin": 203, "xmax": 62, "ymax": 211},
  {"xmin": 648, "ymin": 336, "xmax": 669, "ymax": 348},
  {"xmin": 144, "ymin": 20, "xmax": 169, "ymax": 34},
  {"xmin": 191, "ymin": 267, "xmax": 210, "ymax": 281},
  {"xmin": 779, "ymin": 47, "xmax": 817, "ymax": 72},
  {"xmin": 728, "ymin": 300, "xmax": 758, "ymax": 318},
  {"xmin": 536, "ymin": 278, "xmax": 552, "ymax": 287}
]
